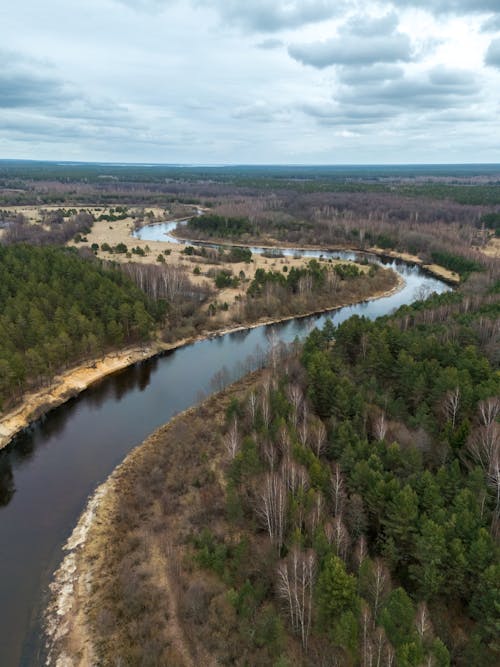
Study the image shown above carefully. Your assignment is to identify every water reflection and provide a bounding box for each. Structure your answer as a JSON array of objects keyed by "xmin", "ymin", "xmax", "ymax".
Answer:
[
  {"xmin": 0, "ymin": 234, "xmax": 451, "ymax": 666},
  {"xmin": 0, "ymin": 452, "xmax": 14, "ymax": 506}
]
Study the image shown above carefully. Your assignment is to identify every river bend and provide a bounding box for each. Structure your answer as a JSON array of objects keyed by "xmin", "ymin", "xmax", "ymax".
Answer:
[{"xmin": 0, "ymin": 228, "xmax": 449, "ymax": 665}]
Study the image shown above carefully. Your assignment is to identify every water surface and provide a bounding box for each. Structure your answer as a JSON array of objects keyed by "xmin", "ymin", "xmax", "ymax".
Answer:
[{"xmin": 0, "ymin": 234, "xmax": 449, "ymax": 665}]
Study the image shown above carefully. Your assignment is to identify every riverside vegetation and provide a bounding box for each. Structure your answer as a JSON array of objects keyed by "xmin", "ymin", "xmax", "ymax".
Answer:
[
  {"xmin": 0, "ymin": 163, "xmax": 498, "ymax": 664},
  {"xmin": 0, "ymin": 241, "xmax": 396, "ymax": 418},
  {"xmin": 52, "ymin": 278, "xmax": 500, "ymax": 666}
]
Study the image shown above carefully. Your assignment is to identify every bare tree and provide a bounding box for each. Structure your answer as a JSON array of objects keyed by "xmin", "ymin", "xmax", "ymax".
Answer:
[
  {"xmin": 373, "ymin": 411, "xmax": 388, "ymax": 442},
  {"xmin": 331, "ymin": 463, "xmax": 346, "ymax": 517},
  {"xmin": 415, "ymin": 601, "xmax": 433, "ymax": 642},
  {"xmin": 467, "ymin": 403, "xmax": 500, "ymax": 528},
  {"xmin": 256, "ymin": 472, "xmax": 288, "ymax": 552},
  {"xmin": 306, "ymin": 491, "xmax": 324, "ymax": 537},
  {"xmin": 354, "ymin": 535, "xmax": 368, "ymax": 572},
  {"xmin": 325, "ymin": 515, "xmax": 350, "ymax": 561},
  {"xmin": 367, "ymin": 558, "xmax": 391, "ymax": 619},
  {"xmin": 277, "ymin": 547, "xmax": 317, "ymax": 650},
  {"xmin": 287, "ymin": 383, "xmax": 303, "ymax": 428},
  {"xmin": 247, "ymin": 390, "xmax": 257, "ymax": 425},
  {"xmin": 311, "ymin": 419, "xmax": 327, "ymax": 458},
  {"xmin": 299, "ymin": 413, "xmax": 309, "ymax": 448},
  {"xmin": 277, "ymin": 424, "xmax": 291, "ymax": 459},
  {"xmin": 282, "ymin": 459, "xmax": 310, "ymax": 497},
  {"xmin": 261, "ymin": 383, "xmax": 272, "ymax": 430},
  {"xmin": 385, "ymin": 643, "xmax": 396, "ymax": 667},
  {"xmin": 442, "ymin": 387, "xmax": 461, "ymax": 428},
  {"xmin": 224, "ymin": 417, "xmax": 240, "ymax": 460},
  {"xmin": 373, "ymin": 627, "xmax": 389, "ymax": 667},
  {"xmin": 478, "ymin": 397, "xmax": 500, "ymax": 427},
  {"xmin": 360, "ymin": 602, "xmax": 374, "ymax": 667},
  {"xmin": 266, "ymin": 328, "xmax": 281, "ymax": 372},
  {"xmin": 262, "ymin": 438, "xmax": 278, "ymax": 472}
]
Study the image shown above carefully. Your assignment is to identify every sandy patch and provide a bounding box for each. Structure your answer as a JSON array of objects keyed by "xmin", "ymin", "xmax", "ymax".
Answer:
[
  {"xmin": 482, "ymin": 237, "xmax": 500, "ymax": 259},
  {"xmin": 0, "ymin": 343, "xmax": 166, "ymax": 450}
]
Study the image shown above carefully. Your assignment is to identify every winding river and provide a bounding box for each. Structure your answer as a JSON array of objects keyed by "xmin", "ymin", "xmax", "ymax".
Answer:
[{"xmin": 0, "ymin": 223, "xmax": 450, "ymax": 666}]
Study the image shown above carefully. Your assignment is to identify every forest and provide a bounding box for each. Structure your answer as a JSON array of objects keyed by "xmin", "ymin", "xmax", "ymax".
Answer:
[
  {"xmin": 75, "ymin": 282, "xmax": 499, "ymax": 666},
  {"xmin": 0, "ymin": 163, "xmax": 498, "ymax": 665},
  {"xmin": 0, "ymin": 245, "xmax": 163, "ymax": 410}
]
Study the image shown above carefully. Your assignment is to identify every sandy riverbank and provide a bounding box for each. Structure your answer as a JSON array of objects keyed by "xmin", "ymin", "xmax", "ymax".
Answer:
[
  {"xmin": 0, "ymin": 271, "xmax": 403, "ymax": 452},
  {"xmin": 41, "ymin": 273, "xmax": 407, "ymax": 664}
]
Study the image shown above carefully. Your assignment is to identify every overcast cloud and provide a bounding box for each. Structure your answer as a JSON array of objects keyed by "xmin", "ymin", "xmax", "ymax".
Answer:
[{"xmin": 1, "ymin": 0, "xmax": 499, "ymax": 163}]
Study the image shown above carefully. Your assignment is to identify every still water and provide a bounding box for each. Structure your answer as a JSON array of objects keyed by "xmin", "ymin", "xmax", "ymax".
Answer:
[{"xmin": 0, "ymin": 234, "xmax": 449, "ymax": 665}]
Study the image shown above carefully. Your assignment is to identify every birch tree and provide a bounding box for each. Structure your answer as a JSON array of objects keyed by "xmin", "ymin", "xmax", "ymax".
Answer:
[
  {"xmin": 277, "ymin": 547, "xmax": 317, "ymax": 650},
  {"xmin": 257, "ymin": 472, "xmax": 288, "ymax": 552}
]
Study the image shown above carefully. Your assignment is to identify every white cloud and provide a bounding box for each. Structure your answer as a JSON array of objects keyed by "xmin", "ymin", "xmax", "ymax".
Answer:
[{"xmin": 0, "ymin": 0, "xmax": 499, "ymax": 163}]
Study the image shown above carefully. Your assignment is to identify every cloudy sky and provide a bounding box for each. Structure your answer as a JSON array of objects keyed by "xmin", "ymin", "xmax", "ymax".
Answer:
[{"xmin": 2, "ymin": 0, "xmax": 500, "ymax": 164}]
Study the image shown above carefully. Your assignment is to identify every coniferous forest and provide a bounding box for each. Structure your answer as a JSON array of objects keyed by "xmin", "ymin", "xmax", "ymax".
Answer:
[
  {"xmin": 78, "ymin": 287, "xmax": 500, "ymax": 666},
  {"xmin": 0, "ymin": 245, "xmax": 162, "ymax": 409}
]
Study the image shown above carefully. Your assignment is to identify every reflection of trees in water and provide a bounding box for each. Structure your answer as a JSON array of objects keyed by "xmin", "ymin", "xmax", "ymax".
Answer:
[
  {"xmin": 38, "ymin": 407, "xmax": 74, "ymax": 443},
  {"xmin": 0, "ymin": 451, "xmax": 15, "ymax": 506},
  {"xmin": 112, "ymin": 358, "xmax": 157, "ymax": 401},
  {"xmin": 228, "ymin": 328, "xmax": 251, "ymax": 343}
]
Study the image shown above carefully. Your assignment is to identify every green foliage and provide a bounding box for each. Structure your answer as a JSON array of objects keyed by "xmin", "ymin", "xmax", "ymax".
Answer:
[
  {"xmin": 316, "ymin": 554, "xmax": 358, "ymax": 630},
  {"xmin": 193, "ymin": 528, "xmax": 229, "ymax": 576},
  {"xmin": 227, "ymin": 246, "xmax": 252, "ymax": 263},
  {"xmin": 334, "ymin": 262, "xmax": 361, "ymax": 278},
  {"xmin": 214, "ymin": 270, "xmax": 239, "ymax": 289},
  {"xmin": 248, "ymin": 259, "xmax": 330, "ymax": 297},
  {"xmin": 479, "ymin": 212, "xmax": 500, "ymax": 235},
  {"xmin": 430, "ymin": 250, "xmax": 482, "ymax": 277},
  {"xmin": 187, "ymin": 214, "xmax": 252, "ymax": 238},
  {"xmin": 0, "ymin": 245, "xmax": 158, "ymax": 408},
  {"xmin": 380, "ymin": 588, "xmax": 416, "ymax": 648}
]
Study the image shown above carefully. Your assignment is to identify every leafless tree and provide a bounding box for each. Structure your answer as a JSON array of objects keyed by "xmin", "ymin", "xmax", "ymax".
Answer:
[
  {"xmin": 354, "ymin": 535, "xmax": 368, "ymax": 572},
  {"xmin": 373, "ymin": 411, "xmax": 388, "ymax": 442},
  {"xmin": 261, "ymin": 383, "xmax": 272, "ymax": 430},
  {"xmin": 224, "ymin": 417, "xmax": 240, "ymax": 460},
  {"xmin": 256, "ymin": 472, "xmax": 288, "ymax": 552},
  {"xmin": 467, "ymin": 421, "xmax": 499, "ymax": 475},
  {"xmin": 478, "ymin": 397, "xmax": 500, "ymax": 427},
  {"xmin": 266, "ymin": 328, "xmax": 281, "ymax": 372},
  {"xmin": 325, "ymin": 515, "xmax": 350, "ymax": 561},
  {"xmin": 360, "ymin": 602, "xmax": 374, "ymax": 667},
  {"xmin": 282, "ymin": 459, "xmax": 310, "ymax": 499},
  {"xmin": 415, "ymin": 601, "xmax": 433, "ymax": 641},
  {"xmin": 385, "ymin": 643, "xmax": 396, "ymax": 667},
  {"xmin": 299, "ymin": 413, "xmax": 309, "ymax": 448},
  {"xmin": 247, "ymin": 390, "xmax": 257, "ymax": 425},
  {"xmin": 276, "ymin": 547, "xmax": 317, "ymax": 650},
  {"xmin": 287, "ymin": 383, "xmax": 303, "ymax": 428},
  {"xmin": 311, "ymin": 419, "xmax": 327, "ymax": 458},
  {"xmin": 262, "ymin": 438, "xmax": 278, "ymax": 472},
  {"xmin": 367, "ymin": 558, "xmax": 391, "ymax": 619},
  {"xmin": 442, "ymin": 387, "xmax": 461, "ymax": 428},
  {"xmin": 277, "ymin": 424, "xmax": 291, "ymax": 459},
  {"xmin": 373, "ymin": 627, "xmax": 389, "ymax": 667},
  {"xmin": 331, "ymin": 463, "xmax": 346, "ymax": 517},
  {"xmin": 306, "ymin": 491, "xmax": 324, "ymax": 537},
  {"xmin": 467, "ymin": 405, "xmax": 500, "ymax": 525}
]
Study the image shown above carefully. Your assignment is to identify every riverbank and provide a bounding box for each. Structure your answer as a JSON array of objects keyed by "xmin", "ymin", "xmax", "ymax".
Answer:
[
  {"xmin": 170, "ymin": 229, "xmax": 460, "ymax": 286},
  {"xmin": 0, "ymin": 271, "xmax": 403, "ymax": 452},
  {"xmin": 44, "ymin": 371, "xmax": 262, "ymax": 666}
]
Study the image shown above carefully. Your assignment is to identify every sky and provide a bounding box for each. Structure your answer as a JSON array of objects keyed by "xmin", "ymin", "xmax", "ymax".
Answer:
[{"xmin": 1, "ymin": 0, "xmax": 500, "ymax": 164}]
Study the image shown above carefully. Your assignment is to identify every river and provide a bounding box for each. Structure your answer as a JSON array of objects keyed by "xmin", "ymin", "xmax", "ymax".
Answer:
[{"xmin": 0, "ymin": 225, "xmax": 450, "ymax": 665}]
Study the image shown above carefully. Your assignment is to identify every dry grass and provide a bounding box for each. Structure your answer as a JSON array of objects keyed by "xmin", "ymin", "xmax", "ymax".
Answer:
[{"xmin": 46, "ymin": 374, "xmax": 264, "ymax": 666}]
